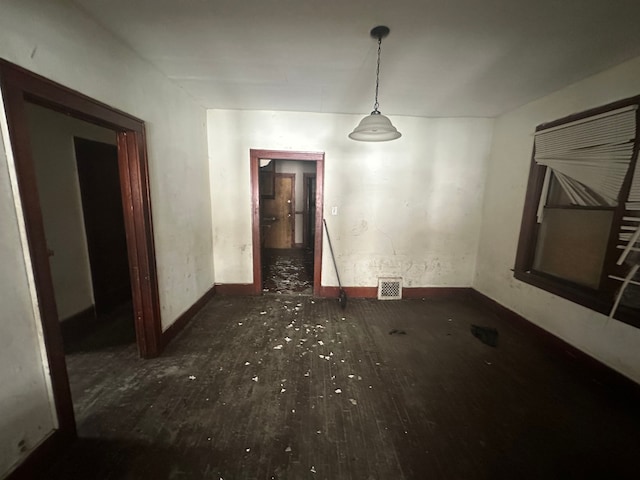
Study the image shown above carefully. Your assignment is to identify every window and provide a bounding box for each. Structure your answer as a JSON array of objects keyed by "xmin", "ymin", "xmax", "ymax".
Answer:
[{"xmin": 515, "ymin": 97, "xmax": 640, "ymax": 328}]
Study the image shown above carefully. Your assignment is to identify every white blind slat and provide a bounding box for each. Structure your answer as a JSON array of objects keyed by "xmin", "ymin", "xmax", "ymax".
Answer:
[
  {"xmin": 617, "ymin": 226, "xmax": 640, "ymax": 265},
  {"xmin": 609, "ymin": 264, "xmax": 640, "ymax": 318},
  {"xmin": 629, "ymin": 162, "xmax": 640, "ymax": 201},
  {"xmin": 616, "ymin": 245, "xmax": 640, "ymax": 252}
]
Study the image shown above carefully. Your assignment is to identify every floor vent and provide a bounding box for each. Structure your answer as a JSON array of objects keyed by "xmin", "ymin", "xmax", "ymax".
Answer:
[{"xmin": 378, "ymin": 277, "xmax": 402, "ymax": 300}]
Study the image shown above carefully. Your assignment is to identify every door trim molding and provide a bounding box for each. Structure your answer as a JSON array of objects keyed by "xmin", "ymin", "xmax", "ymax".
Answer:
[
  {"xmin": 0, "ymin": 60, "xmax": 163, "ymax": 445},
  {"xmin": 250, "ymin": 149, "xmax": 324, "ymax": 295}
]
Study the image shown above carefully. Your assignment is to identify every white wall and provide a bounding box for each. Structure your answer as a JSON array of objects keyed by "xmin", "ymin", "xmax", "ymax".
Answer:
[
  {"xmin": 0, "ymin": 0, "xmax": 213, "ymax": 330},
  {"xmin": 208, "ymin": 110, "xmax": 494, "ymax": 287},
  {"xmin": 0, "ymin": 0, "xmax": 213, "ymax": 475},
  {"xmin": 275, "ymin": 160, "xmax": 316, "ymax": 245},
  {"xmin": 475, "ymin": 54, "xmax": 640, "ymax": 384},
  {"xmin": 26, "ymin": 103, "xmax": 117, "ymax": 320}
]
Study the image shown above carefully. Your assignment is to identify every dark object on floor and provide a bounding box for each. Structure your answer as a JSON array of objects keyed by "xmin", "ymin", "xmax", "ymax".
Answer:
[
  {"xmin": 323, "ymin": 218, "xmax": 347, "ymax": 309},
  {"xmin": 389, "ymin": 329, "xmax": 407, "ymax": 335},
  {"xmin": 471, "ymin": 324, "xmax": 499, "ymax": 347}
]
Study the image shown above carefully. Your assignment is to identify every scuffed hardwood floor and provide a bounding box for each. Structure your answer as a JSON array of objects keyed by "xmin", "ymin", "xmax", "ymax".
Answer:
[{"xmin": 44, "ymin": 295, "xmax": 640, "ymax": 479}]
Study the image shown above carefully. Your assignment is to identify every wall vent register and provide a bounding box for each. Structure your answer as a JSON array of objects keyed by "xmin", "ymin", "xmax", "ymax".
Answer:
[{"xmin": 378, "ymin": 277, "xmax": 403, "ymax": 300}]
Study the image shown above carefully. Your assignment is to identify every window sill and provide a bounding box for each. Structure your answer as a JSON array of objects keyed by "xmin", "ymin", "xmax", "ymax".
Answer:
[{"xmin": 513, "ymin": 270, "xmax": 640, "ymax": 329}]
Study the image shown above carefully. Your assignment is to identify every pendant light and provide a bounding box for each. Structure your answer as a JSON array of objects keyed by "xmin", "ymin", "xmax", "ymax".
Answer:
[{"xmin": 349, "ymin": 25, "xmax": 401, "ymax": 142}]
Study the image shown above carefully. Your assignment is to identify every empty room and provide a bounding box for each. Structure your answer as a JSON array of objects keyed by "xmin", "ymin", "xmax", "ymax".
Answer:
[{"xmin": 1, "ymin": 1, "xmax": 640, "ymax": 479}]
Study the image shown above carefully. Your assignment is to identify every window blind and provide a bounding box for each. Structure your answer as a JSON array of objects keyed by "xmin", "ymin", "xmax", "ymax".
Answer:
[
  {"xmin": 617, "ymin": 154, "xmax": 640, "ymax": 264},
  {"xmin": 628, "ymin": 156, "xmax": 640, "ymax": 206},
  {"xmin": 534, "ymin": 105, "xmax": 637, "ymax": 207}
]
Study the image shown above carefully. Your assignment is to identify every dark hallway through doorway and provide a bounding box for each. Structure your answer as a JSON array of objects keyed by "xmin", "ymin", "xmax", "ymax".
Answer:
[
  {"xmin": 251, "ymin": 150, "xmax": 324, "ymax": 296},
  {"xmin": 258, "ymin": 157, "xmax": 318, "ymax": 296}
]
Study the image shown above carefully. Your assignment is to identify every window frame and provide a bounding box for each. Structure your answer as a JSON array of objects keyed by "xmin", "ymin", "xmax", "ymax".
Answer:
[{"xmin": 514, "ymin": 95, "xmax": 640, "ymax": 329}]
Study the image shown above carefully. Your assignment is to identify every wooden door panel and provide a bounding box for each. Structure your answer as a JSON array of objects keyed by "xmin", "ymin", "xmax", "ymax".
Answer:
[{"xmin": 263, "ymin": 174, "xmax": 294, "ymax": 248}]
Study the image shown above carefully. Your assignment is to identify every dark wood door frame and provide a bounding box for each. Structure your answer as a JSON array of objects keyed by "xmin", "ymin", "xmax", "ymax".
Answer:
[
  {"xmin": 250, "ymin": 149, "xmax": 324, "ymax": 295},
  {"xmin": 0, "ymin": 61, "xmax": 162, "ymax": 442}
]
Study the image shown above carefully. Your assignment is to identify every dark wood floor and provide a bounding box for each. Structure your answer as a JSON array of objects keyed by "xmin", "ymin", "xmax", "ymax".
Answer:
[
  {"xmin": 44, "ymin": 294, "xmax": 640, "ymax": 479},
  {"xmin": 62, "ymin": 302, "xmax": 135, "ymax": 354}
]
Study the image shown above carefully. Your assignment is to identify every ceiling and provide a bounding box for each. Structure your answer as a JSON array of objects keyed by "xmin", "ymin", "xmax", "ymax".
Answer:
[{"xmin": 73, "ymin": 0, "xmax": 640, "ymax": 118}]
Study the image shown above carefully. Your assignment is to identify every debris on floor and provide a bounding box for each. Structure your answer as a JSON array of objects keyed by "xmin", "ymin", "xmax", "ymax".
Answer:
[
  {"xmin": 51, "ymin": 292, "xmax": 640, "ymax": 480},
  {"xmin": 262, "ymin": 248, "xmax": 313, "ymax": 294},
  {"xmin": 470, "ymin": 324, "xmax": 499, "ymax": 347}
]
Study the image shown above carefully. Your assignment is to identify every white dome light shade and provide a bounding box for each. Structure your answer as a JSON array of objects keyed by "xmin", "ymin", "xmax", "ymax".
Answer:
[
  {"xmin": 349, "ymin": 26, "xmax": 401, "ymax": 142},
  {"xmin": 349, "ymin": 112, "xmax": 401, "ymax": 142}
]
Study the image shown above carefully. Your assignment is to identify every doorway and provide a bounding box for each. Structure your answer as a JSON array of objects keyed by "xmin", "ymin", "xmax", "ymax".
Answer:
[
  {"xmin": 67, "ymin": 137, "xmax": 135, "ymax": 352},
  {"xmin": 75, "ymin": 138, "xmax": 132, "ymax": 316},
  {"xmin": 250, "ymin": 150, "xmax": 324, "ymax": 296},
  {"xmin": 25, "ymin": 102, "xmax": 137, "ymax": 355},
  {"xmin": 261, "ymin": 169, "xmax": 314, "ymax": 294},
  {"xmin": 0, "ymin": 60, "xmax": 162, "ymax": 443}
]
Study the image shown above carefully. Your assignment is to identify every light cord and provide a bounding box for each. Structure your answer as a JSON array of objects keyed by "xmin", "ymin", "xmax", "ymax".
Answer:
[{"xmin": 373, "ymin": 36, "xmax": 382, "ymax": 113}]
